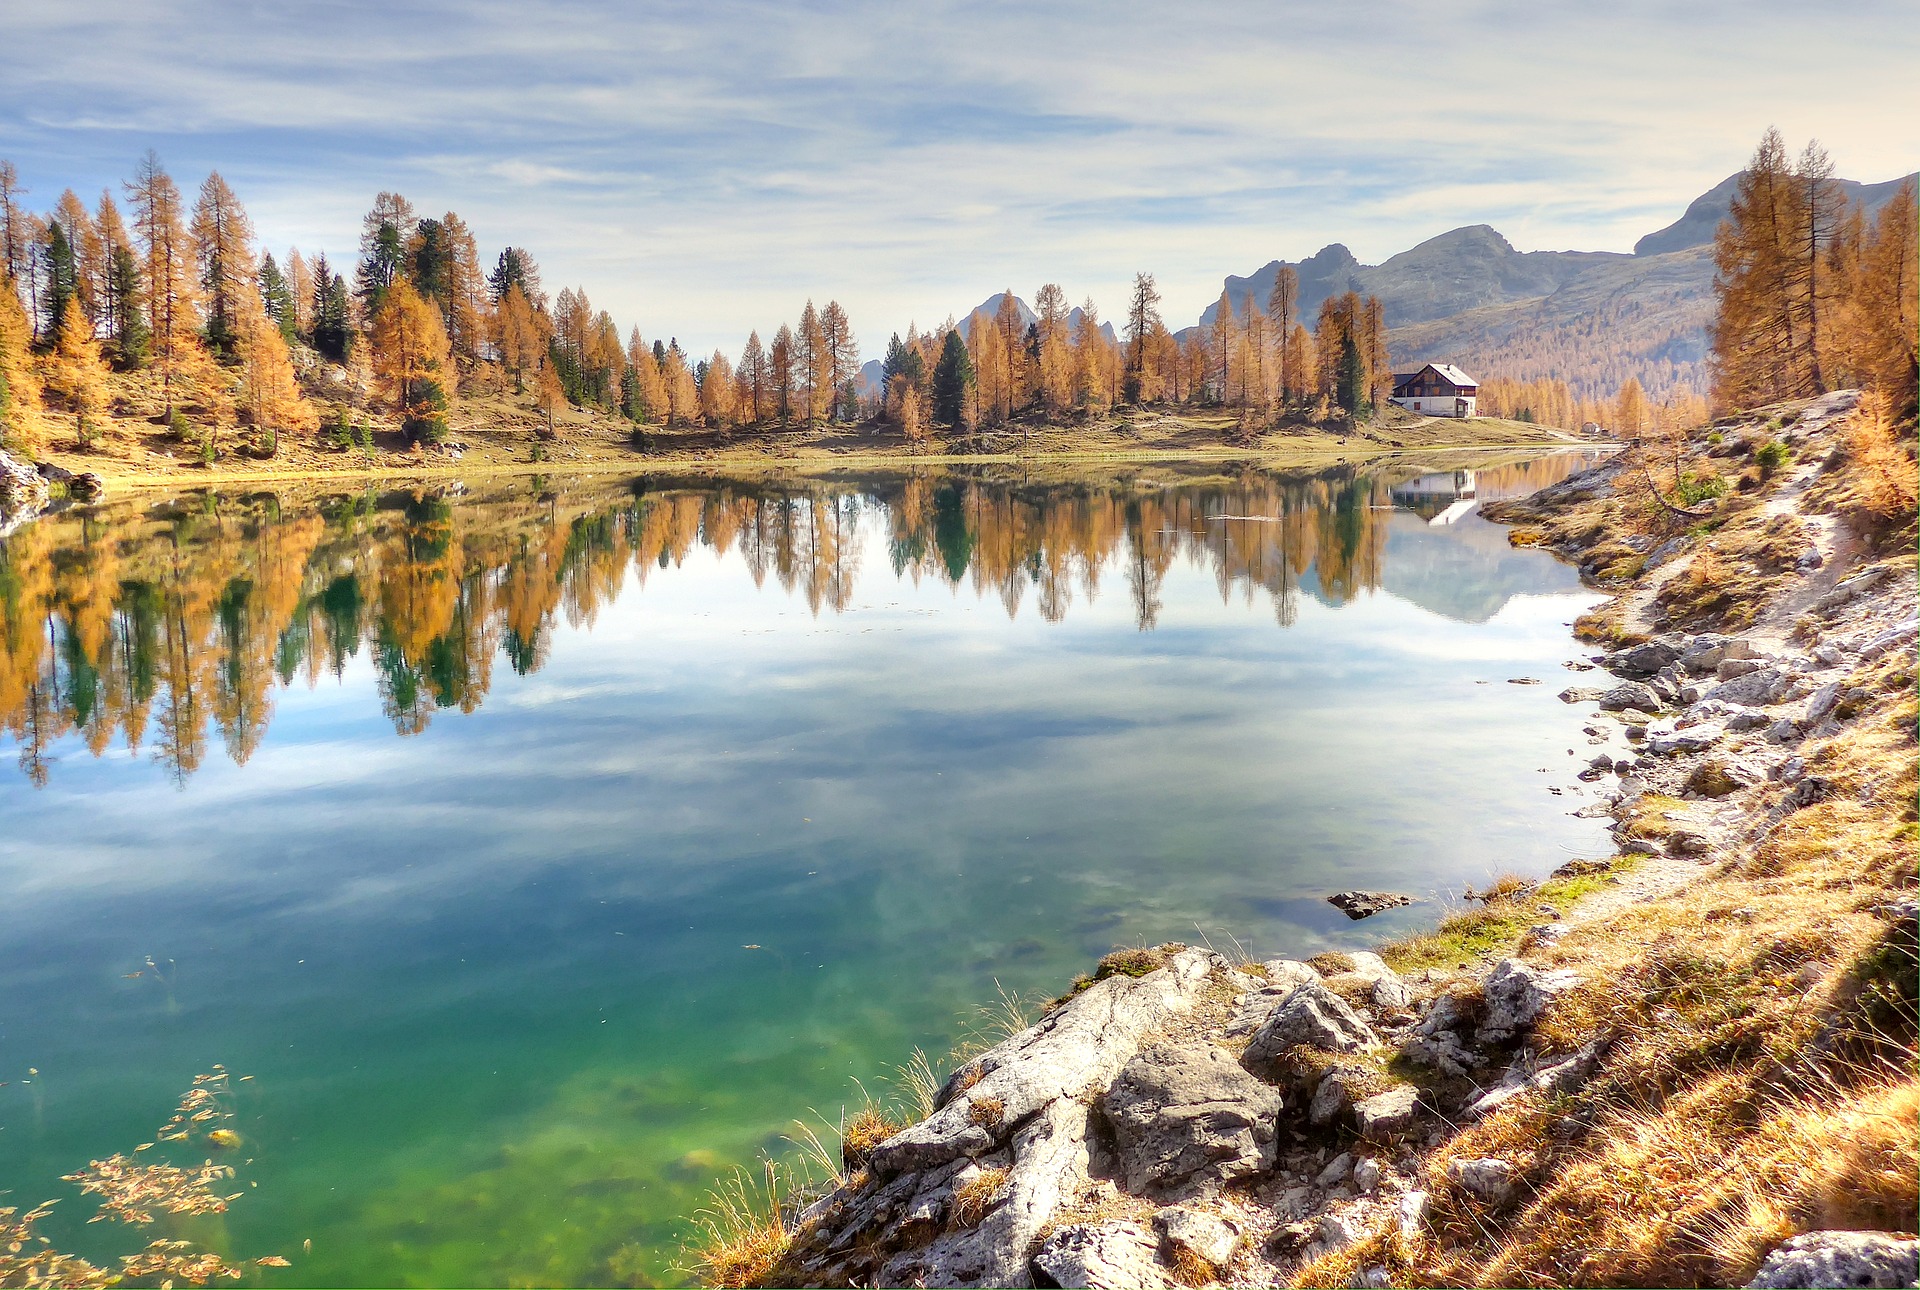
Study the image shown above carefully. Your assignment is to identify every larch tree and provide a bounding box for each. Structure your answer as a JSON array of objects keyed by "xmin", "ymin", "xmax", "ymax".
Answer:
[
  {"xmin": 796, "ymin": 301, "xmax": 830, "ymax": 424},
  {"xmin": 43, "ymin": 280, "xmax": 110, "ymax": 447},
  {"xmin": 993, "ymin": 291, "xmax": 1027, "ymax": 410},
  {"xmin": 769, "ymin": 324, "xmax": 795, "ymax": 422},
  {"xmin": 701, "ymin": 350, "xmax": 738, "ymax": 428},
  {"xmin": 969, "ymin": 316, "xmax": 1010, "ymax": 423},
  {"xmin": 125, "ymin": 150, "xmax": 201, "ymax": 415},
  {"xmin": 0, "ymin": 273, "xmax": 45, "ymax": 453},
  {"xmin": 1613, "ymin": 377, "xmax": 1650, "ymax": 438},
  {"xmin": 660, "ymin": 345, "xmax": 697, "ymax": 425},
  {"xmin": 821, "ymin": 300, "xmax": 858, "ymax": 422},
  {"xmin": 624, "ymin": 328, "xmax": 667, "ymax": 423},
  {"xmin": 1209, "ymin": 291, "xmax": 1234, "ymax": 403},
  {"xmin": 1072, "ymin": 299, "xmax": 1108, "ymax": 414},
  {"xmin": 1123, "ymin": 273, "xmax": 1162, "ymax": 403},
  {"xmin": 1839, "ymin": 181, "xmax": 1917, "ymax": 407},
  {"xmin": 189, "ymin": 171, "xmax": 257, "ymax": 358},
  {"xmin": 0, "ymin": 160, "xmax": 27, "ymax": 294},
  {"xmin": 94, "ymin": 192, "xmax": 134, "ymax": 347},
  {"xmin": 1267, "ymin": 264, "xmax": 1299, "ymax": 401},
  {"xmin": 494, "ymin": 283, "xmax": 547, "ymax": 391},
  {"xmin": 370, "ymin": 278, "xmax": 454, "ymax": 443},
  {"xmin": 1033, "ymin": 283, "xmax": 1072, "ymax": 417},
  {"xmin": 738, "ymin": 330, "xmax": 768, "ymax": 424},
  {"xmin": 285, "ymin": 248, "xmax": 314, "ymax": 339},
  {"xmin": 236, "ymin": 301, "xmax": 318, "ymax": 453}
]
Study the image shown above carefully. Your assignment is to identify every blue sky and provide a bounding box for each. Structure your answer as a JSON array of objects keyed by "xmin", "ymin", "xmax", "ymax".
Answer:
[{"xmin": 5, "ymin": 0, "xmax": 1915, "ymax": 353}]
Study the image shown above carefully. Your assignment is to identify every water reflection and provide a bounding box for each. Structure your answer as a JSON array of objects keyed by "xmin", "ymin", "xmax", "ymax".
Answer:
[{"xmin": 0, "ymin": 455, "xmax": 1597, "ymax": 785}]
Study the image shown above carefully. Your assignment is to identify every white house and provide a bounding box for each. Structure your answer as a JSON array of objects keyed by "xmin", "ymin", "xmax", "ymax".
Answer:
[{"xmin": 1390, "ymin": 363, "xmax": 1479, "ymax": 417}]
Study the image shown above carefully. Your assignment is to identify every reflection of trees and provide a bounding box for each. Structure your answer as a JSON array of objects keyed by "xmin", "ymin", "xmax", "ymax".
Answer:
[{"xmin": 0, "ymin": 454, "xmax": 1601, "ymax": 784}]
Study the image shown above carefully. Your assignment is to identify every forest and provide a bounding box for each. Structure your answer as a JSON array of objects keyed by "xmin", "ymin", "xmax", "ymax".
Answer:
[{"xmin": 6, "ymin": 144, "xmax": 1877, "ymax": 468}]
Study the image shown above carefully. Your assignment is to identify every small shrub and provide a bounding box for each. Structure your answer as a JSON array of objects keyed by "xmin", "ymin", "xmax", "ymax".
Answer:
[
  {"xmin": 168, "ymin": 409, "xmax": 191, "ymax": 440},
  {"xmin": 199, "ymin": 427, "xmax": 216, "ymax": 466},
  {"xmin": 1754, "ymin": 439, "xmax": 1789, "ymax": 477},
  {"xmin": 326, "ymin": 407, "xmax": 353, "ymax": 450}
]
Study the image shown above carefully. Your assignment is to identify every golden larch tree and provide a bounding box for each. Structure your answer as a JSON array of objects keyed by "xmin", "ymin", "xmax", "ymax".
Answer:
[{"xmin": 370, "ymin": 278, "xmax": 454, "ymax": 442}]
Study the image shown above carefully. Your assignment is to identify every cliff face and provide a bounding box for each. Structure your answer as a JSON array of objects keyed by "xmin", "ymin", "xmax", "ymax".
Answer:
[{"xmin": 711, "ymin": 390, "xmax": 1917, "ymax": 1290}]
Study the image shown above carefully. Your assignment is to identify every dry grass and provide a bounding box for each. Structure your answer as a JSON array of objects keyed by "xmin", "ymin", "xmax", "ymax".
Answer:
[
  {"xmin": 837, "ymin": 1104, "xmax": 902, "ymax": 1172},
  {"xmin": 1379, "ymin": 862, "xmax": 1628, "ymax": 975},
  {"xmin": 688, "ymin": 1161, "xmax": 797, "ymax": 1290},
  {"xmin": 1095, "ymin": 945, "xmax": 1171, "ymax": 979},
  {"xmin": 893, "ymin": 1048, "xmax": 941, "ymax": 1122},
  {"xmin": 948, "ymin": 1167, "xmax": 1009, "ymax": 1229},
  {"xmin": 967, "ymin": 1096, "xmax": 1006, "ymax": 1130},
  {"xmin": 1304, "ymin": 951, "xmax": 1357, "ymax": 976},
  {"xmin": 1168, "ymin": 1242, "xmax": 1222, "ymax": 1287}
]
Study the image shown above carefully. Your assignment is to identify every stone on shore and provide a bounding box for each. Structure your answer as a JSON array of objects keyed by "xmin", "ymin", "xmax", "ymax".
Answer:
[
  {"xmin": 1101, "ymin": 1042, "xmax": 1280, "ymax": 1194},
  {"xmin": 1241, "ymin": 982, "xmax": 1378, "ymax": 1067},
  {"xmin": 1745, "ymin": 1231, "xmax": 1919, "ymax": 1289},
  {"xmin": 1477, "ymin": 959, "xmax": 1580, "ymax": 1045},
  {"xmin": 1328, "ymin": 890, "xmax": 1414, "ymax": 919},
  {"xmin": 1598, "ymin": 681, "xmax": 1663, "ymax": 712}
]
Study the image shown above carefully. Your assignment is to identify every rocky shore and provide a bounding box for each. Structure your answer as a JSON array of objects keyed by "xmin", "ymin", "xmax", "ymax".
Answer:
[
  {"xmin": 708, "ymin": 388, "xmax": 1916, "ymax": 1290},
  {"xmin": 0, "ymin": 446, "xmax": 103, "ymax": 537}
]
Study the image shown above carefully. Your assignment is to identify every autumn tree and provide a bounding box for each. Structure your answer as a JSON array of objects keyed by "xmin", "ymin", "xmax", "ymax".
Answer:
[
  {"xmin": 236, "ymin": 303, "xmax": 317, "ymax": 453},
  {"xmin": 796, "ymin": 301, "xmax": 831, "ymax": 424},
  {"xmin": 738, "ymin": 330, "xmax": 769, "ymax": 424},
  {"xmin": 1267, "ymin": 264, "xmax": 1300, "ymax": 402},
  {"xmin": 188, "ymin": 172, "xmax": 255, "ymax": 357},
  {"xmin": 370, "ymin": 279, "xmax": 454, "ymax": 443},
  {"xmin": 769, "ymin": 324, "xmax": 795, "ymax": 422},
  {"xmin": 355, "ymin": 192, "xmax": 414, "ymax": 319},
  {"xmin": 493, "ymin": 283, "xmax": 546, "ymax": 391},
  {"xmin": 53, "ymin": 189, "xmax": 99, "ymax": 329},
  {"xmin": 0, "ymin": 161, "xmax": 27, "ymax": 291},
  {"xmin": 285, "ymin": 248, "xmax": 314, "ymax": 339},
  {"xmin": 701, "ymin": 350, "xmax": 738, "ymax": 427},
  {"xmin": 0, "ymin": 274, "xmax": 45, "ymax": 453},
  {"xmin": 1833, "ymin": 181, "xmax": 1917, "ymax": 408},
  {"xmin": 623, "ymin": 328, "xmax": 667, "ymax": 423},
  {"xmin": 822, "ymin": 300, "xmax": 858, "ymax": 422},
  {"xmin": 969, "ymin": 316, "xmax": 1010, "ymax": 423},
  {"xmin": 1123, "ymin": 273, "xmax": 1162, "ymax": 403},
  {"xmin": 42, "ymin": 295, "xmax": 109, "ymax": 447},
  {"xmin": 125, "ymin": 151, "xmax": 201, "ymax": 415},
  {"xmin": 993, "ymin": 291, "xmax": 1027, "ymax": 411},
  {"xmin": 660, "ymin": 344, "xmax": 697, "ymax": 425}
]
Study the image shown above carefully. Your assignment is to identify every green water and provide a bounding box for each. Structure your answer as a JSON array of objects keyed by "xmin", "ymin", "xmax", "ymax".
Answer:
[{"xmin": 0, "ymin": 457, "xmax": 1613, "ymax": 1285}]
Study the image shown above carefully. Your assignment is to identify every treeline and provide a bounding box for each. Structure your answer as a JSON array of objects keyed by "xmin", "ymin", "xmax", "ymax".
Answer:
[
  {"xmin": 1711, "ymin": 128, "xmax": 1917, "ymax": 412},
  {"xmin": 0, "ymin": 151, "xmax": 1503, "ymax": 462},
  {"xmin": 1476, "ymin": 376, "xmax": 1710, "ymax": 439}
]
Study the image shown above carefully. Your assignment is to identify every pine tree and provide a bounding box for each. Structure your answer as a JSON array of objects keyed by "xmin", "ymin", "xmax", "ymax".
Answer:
[
  {"xmin": 189, "ymin": 171, "xmax": 256, "ymax": 358},
  {"xmin": 106, "ymin": 245, "xmax": 148, "ymax": 369},
  {"xmin": 1336, "ymin": 332, "xmax": 1365, "ymax": 414},
  {"xmin": 94, "ymin": 191, "xmax": 133, "ymax": 346},
  {"xmin": 54, "ymin": 189, "xmax": 100, "ymax": 329},
  {"xmin": 258, "ymin": 252, "xmax": 297, "ymax": 342},
  {"xmin": 931, "ymin": 329, "xmax": 975, "ymax": 430},
  {"xmin": 310, "ymin": 256, "xmax": 353, "ymax": 363},
  {"xmin": 489, "ymin": 247, "xmax": 542, "ymax": 308},
  {"xmin": 42, "ymin": 220, "xmax": 78, "ymax": 336}
]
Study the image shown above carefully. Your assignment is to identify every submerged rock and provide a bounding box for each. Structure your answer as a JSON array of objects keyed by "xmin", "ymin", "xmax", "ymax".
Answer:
[{"xmin": 1328, "ymin": 890, "xmax": 1414, "ymax": 920}]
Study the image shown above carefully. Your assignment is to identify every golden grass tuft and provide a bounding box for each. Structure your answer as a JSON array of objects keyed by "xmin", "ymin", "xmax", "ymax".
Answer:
[
  {"xmin": 688, "ymin": 1161, "xmax": 795, "ymax": 1290},
  {"xmin": 1167, "ymin": 1241, "xmax": 1221, "ymax": 1287},
  {"xmin": 948, "ymin": 1167, "xmax": 1009, "ymax": 1229},
  {"xmin": 1304, "ymin": 950, "xmax": 1357, "ymax": 976},
  {"xmin": 967, "ymin": 1096, "xmax": 1005, "ymax": 1130},
  {"xmin": 1095, "ymin": 945, "xmax": 1169, "ymax": 980},
  {"xmin": 838, "ymin": 1104, "xmax": 902, "ymax": 1172}
]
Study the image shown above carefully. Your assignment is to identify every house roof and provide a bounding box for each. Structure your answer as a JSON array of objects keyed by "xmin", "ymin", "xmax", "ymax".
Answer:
[{"xmin": 1427, "ymin": 363, "xmax": 1478, "ymax": 387}]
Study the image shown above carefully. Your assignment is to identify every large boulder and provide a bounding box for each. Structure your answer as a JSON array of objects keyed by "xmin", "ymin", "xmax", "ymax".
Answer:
[
  {"xmin": 1604, "ymin": 639, "xmax": 1680, "ymax": 677},
  {"xmin": 1101, "ymin": 1042, "xmax": 1281, "ymax": 1194},
  {"xmin": 1241, "ymin": 982, "xmax": 1378, "ymax": 1067},
  {"xmin": 1745, "ymin": 1231, "xmax": 1919, "ymax": 1288},
  {"xmin": 1153, "ymin": 1206, "xmax": 1241, "ymax": 1271},
  {"xmin": 1598, "ymin": 681, "xmax": 1663, "ymax": 713},
  {"xmin": 1704, "ymin": 668, "xmax": 1792, "ymax": 706},
  {"xmin": 1353, "ymin": 1085, "xmax": 1419, "ymax": 1138},
  {"xmin": 1477, "ymin": 959, "xmax": 1581, "ymax": 1045},
  {"xmin": 1032, "ymin": 1220, "xmax": 1169, "ymax": 1289},
  {"xmin": 1646, "ymin": 722, "xmax": 1726, "ymax": 755}
]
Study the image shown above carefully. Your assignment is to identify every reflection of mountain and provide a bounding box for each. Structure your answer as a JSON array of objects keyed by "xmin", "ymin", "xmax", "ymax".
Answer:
[
  {"xmin": 0, "ymin": 455, "xmax": 1601, "ymax": 784},
  {"xmin": 1380, "ymin": 510, "xmax": 1587, "ymax": 624}
]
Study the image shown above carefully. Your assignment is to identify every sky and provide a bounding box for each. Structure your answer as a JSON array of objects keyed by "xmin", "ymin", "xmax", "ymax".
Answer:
[{"xmin": 5, "ymin": 0, "xmax": 1917, "ymax": 355}]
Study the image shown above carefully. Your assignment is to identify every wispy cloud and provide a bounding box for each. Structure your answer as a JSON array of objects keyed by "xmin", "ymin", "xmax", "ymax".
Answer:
[{"xmin": 4, "ymin": 0, "xmax": 1914, "ymax": 351}]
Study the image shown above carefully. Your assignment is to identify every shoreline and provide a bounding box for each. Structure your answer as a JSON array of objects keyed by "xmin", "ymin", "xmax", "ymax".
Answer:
[{"xmin": 695, "ymin": 389, "xmax": 1916, "ymax": 1290}]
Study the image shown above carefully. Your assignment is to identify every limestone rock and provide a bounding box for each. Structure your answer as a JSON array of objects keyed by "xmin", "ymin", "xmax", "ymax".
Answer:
[
  {"xmin": 1745, "ymin": 1230, "xmax": 1919, "ymax": 1288},
  {"xmin": 1646, "ymin": 722, "xmax": 1725, "ymax": 755},
  {"xmin": 1032, "ymin": 1221, "xmax": 1169, "ymax": 1290},
  {"xmin": 1477, "ymin": 959, "xmax": 1580, "ymax": 1045},
  {"xmin": 874, "ymin": 947, "xmax": 1216, "ymax": 1175},
  {"xmin": 1308, "ymin": 1070, "xmax": 1362, "ymax": 1127},
  {"xmin": 1102, "ymin": 1041, "xmax": 1280, "ymax": 1194},
  {"xmin": 1396, "ymin": 1189, "xmax": 1430, "ymax": 1238},
  {"xmin": 1263, "ymin": 958, "xmax": 1323, "ymax": 989},
  {"xmin": 1598, "ymin": 681, "xmax": 1663, "ymax": 713},
  {"xmin": 1353, "ymin": 1156, "xmax": 1382, "ymax": 1193},
  {"xmin": 1603, "ymin": 639, "xmax": 1679, "ymax": 677},
  {"xmin": 1353, "ymin": 1085, "xmax": 1419, "ymax": 1138},
  {"xmin": 1806, "ymin": 682, "xmax": 1844, "ymax": 722},
  {"xmin": 1446, "ymin": 1157, "xmax": 1516, "ymax": 1205},
  {"xmin": 1704, "ymin": 668, "xmax": 1791, "ymax": 706},
  {"xmin": 1242, "ymin": 982, "xmax": 1378, "ymax": 1067},
  {"xmin": 1152, "ymin": 1205, "xmax": 1241, "ymax": 1271}
]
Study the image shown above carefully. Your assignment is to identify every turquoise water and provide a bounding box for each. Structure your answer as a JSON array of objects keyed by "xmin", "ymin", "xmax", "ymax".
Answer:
[{"xmin": 0, "ymin": 458, "xmax": 1609, "ymax": 1285}]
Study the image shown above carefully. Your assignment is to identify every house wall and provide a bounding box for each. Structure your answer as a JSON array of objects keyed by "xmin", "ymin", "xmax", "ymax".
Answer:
[{"xmin": 1390, "ymin": 395, "xmax": 1477, "ymax": 418}]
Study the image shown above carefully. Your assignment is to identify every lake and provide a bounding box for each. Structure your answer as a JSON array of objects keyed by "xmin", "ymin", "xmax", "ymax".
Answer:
[{"xmin": 0, "ymin": 454, "xmax": 1612, "ymax": 1286}]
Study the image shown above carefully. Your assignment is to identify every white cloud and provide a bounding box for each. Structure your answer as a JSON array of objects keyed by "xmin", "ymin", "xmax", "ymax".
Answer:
[{"xmin": 3, "ymin": 0, "xmax": 1914, "ymax": 351}]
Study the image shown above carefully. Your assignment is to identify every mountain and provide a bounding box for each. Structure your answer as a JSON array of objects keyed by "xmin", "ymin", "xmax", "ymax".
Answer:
[
  {"xmin": 1633, "ymin": 171, "xmax": 1916, "ymax": 257},
  {"xmin": 1191, "ymin": 169, "xmax": 1915, "ymax": 402}
]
